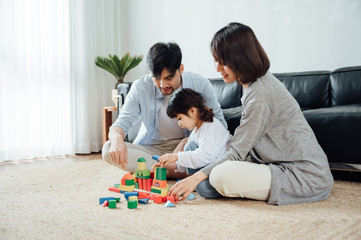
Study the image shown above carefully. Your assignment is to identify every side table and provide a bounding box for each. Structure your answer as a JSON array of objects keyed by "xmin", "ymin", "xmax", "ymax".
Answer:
[{"xmin": 102, "ymin": 106, "xmax": 118, "ymax": 144}]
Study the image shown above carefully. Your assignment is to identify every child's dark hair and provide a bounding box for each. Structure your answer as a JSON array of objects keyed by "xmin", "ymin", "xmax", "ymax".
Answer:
[{"xmin": 167, "ymin": 88, "xmax": 214, "ymax": 122}]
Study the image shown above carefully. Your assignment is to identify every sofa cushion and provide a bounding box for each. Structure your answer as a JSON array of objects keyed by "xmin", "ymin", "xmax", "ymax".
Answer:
[
  {"xmin": 303, "ymin": 104, "xmax": 361, "ymax": 164},
  {"xmin": 222, "ymin": 106, "xmax": 242, "ymax": 135},
  {"xmin": 330, "ymin": 66, "xmax": 361, "ymax": 106},
  {"xmin": 274, "ymin": 71, "xmax": 331, "ymax": 109},
  {"xmin": 209, "ymin": 79, "xmax": 242, "ymax": 109}
]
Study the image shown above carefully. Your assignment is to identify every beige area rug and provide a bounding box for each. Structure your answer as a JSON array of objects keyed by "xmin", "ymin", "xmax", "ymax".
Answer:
[{"xmin": 1, "ymin": 160, "xmax": 361, "ymax": 240}]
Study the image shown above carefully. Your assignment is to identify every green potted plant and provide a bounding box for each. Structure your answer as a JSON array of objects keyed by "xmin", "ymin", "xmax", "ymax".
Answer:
[{"xmin": 95, "ymin": 53, "xmax": 143, "ymax": 106}]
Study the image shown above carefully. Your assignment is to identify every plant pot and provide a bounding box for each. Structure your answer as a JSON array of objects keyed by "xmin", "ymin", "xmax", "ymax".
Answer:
[{"xmin": 111, "ymin": 89, "xmax": 120, "ymax": 107}]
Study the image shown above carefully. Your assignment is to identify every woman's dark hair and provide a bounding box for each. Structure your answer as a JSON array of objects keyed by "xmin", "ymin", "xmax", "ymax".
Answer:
[
  {"xmin": 211, "ymin": 22, "xmax": 270, "ymax": 84},
  {"xmin": 146, "ymin": 42, "xmax": 182, "ymax": 79},
  {"xmin": 167, "ymin": 88, "xmax": 214, "ymax": 122}
]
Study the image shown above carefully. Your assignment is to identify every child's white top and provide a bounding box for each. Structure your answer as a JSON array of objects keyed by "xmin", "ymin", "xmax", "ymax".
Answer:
[{"xmin": 177, "ymin": 117, "xmax": 231, "ymax": 170}]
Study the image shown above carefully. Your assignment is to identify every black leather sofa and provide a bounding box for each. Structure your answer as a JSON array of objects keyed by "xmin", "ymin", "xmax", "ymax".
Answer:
[{"xmin": 117, "ymin": 66, "xmax": 361, "ymax": 170}]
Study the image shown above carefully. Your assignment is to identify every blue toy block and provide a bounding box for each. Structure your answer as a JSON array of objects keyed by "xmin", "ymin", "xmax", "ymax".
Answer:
[
  {"xmin": 152, "ymin": 155, "xmax": 160, "ymax": 162},
  {"xmin": 164, "ymin": 200, "xmax": 175, "ymax": 207},
  {"xmin": 124, "ymin": 191, "xmax": 138, "ymax": 201},
  {"xmin": 138, "ymin": 198, "xmax": 150, "ymax": 205},
  {"xmin": 186, "ymin": 193, "xmax": 196, "ymax": 200},
  {"xmin": 99, "ymin": 197, "xmax": 115, "ymax": 205}
]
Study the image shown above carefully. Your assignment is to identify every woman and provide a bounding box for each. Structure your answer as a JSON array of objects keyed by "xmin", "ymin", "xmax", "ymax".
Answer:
[{"xmin": 169, "ymin": 22, "xmax": 334, "ymax": 205}]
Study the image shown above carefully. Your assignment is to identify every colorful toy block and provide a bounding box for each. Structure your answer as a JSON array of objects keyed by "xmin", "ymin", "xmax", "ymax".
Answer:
[
  {"xmin": 119, "ymin": 184, "xmax": 135, "ymax": 192},
  {"xmin": 125, "ymin": 179, "xmax": 135, "ymax": 186},
  {"xmin": 129, "ymin": 196, "xmax": 138, "ymax": 202},
  {"xmin": 186, "ymin": 193, "xmax": 196, "ymax": 200},
  {"xmin": 166, "ymin": 196, "xmax": 175, "ymax": 204},
  {"xmin": 108, "ymin": 199, "xmax": 116, "ymax": 209},
  {"xmin": 153, "ymin": 179, "xmax": 167, "ymax": 188},
  {"xmin": 164, "ymin": 200, "xmax": 175, "ymax": 207},
  {"xmin": 152, "ymin": 194, "xmax": 163, "ymax": 204},
  {"xmin": 128, "ymin": 200, "xmax": 137, "ymax": 209},
  {"xmin": 108, "ymin": 187, "xmax": 120, "ymax": 193},
  {"xmin": 124, "ymin": 191, "xmax": 138, "ymax": 201},
  {"xmin": 155, "ymin": 167, "xmax": 167, "ymax": 180},
  {"xmin": 101, "ymin": 200, "xmax": 109, "ymax": 207},
  {"xmin": 138, "ymin": 192, "xmax": 150, "ymax": 199},
  {"xmin": 99, "ymin": 197, "xmax": 115, "ymax": 205},
  {"xmin": 152, "ymin": 155, "xmax": 160, "ymax": 161},
  {"xmin": 138, "ymin": 198, "xmax": 149, "ymax": 205}
]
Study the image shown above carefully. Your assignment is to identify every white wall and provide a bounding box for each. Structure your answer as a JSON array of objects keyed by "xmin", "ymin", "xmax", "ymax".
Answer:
[{"xmin": 120, "ymin": 0, "xmax": 361, "ymax": 81}]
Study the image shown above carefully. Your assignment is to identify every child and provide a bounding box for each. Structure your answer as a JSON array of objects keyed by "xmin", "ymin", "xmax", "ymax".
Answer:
[{"xmin": 157, "ymin": 88, "xmax": 231, "ymax": 174}]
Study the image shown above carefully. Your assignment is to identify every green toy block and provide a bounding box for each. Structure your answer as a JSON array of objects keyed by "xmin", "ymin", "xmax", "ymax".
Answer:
[
  {"xmin": 108, "ymin": 199, "xmax": 116, "ymax": 209},
  {"xmin": 156, "ymin": 167, "xmax": 167, "ymax": 180},
  {"xmin": 135, "ymin": 169, "xmax": 151, "ymax": 179},
  {"xmin": 125, "ymin": 179, "xmax": 135, "ymax": 186},
  {"xmin": 151, "ymin": 188, "xmax": 162, "ymax": 194},
  {"xmin": 135, "ymin": 183, "xmax": 139, "ymax": 189},
  {"xmin": 128, "ymin": 200, "xmax": 138, "ymax": 209},
  {"xmin": 137, "ymin": 157, "xmax": 146, "ymax": 162},
  {"xmin": 115, "ymin": 198, "xmax": 120, "ymax": 202},
  {"xmin": 114, "ymin": 183, "xmax": 120, "ymax": 188}
]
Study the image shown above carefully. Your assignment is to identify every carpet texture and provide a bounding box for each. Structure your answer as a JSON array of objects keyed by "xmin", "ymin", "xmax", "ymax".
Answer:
[{"xmin": 1, "ymin": 159, "xmax": 361, "ymax": 240}]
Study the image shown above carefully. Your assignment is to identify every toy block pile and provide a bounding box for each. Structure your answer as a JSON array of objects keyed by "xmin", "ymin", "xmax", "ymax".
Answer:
[{"xmin": 99, "ymin": 156, "xmax": 195, "ymax": 210}]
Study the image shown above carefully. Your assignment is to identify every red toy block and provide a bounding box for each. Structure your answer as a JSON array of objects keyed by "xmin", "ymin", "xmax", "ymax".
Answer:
[
  {"xmin": 146, "ymin": 179, "xmax": 152, "ymax": 192},
  {"xmin": 101, "ymin": 200, "xmax": 109, "ymax": 207},
  {"xmin": 150, "ymin": 171, "xmax": 154, "ymax": 179},
  {"xmin": 166, "ymin": 196, "xmax": 175, "ymax": 204},
  {"xmin": 108, "ymin": 187, "xmax": 120, "ymax": 193},
  {"xmin": 138, "ymin": 192, "xmax": 150, "ymax": 199},
  {"xmin": 138, "ymin": 178, "xmax": 143, "ymax": 190},
  {"xmin": 152, "ymin": 194, "xmax": 162, "ymax": 204},
  {"xmin": 162, "ymin": 196, "xmax": 167, "ymax": 203}
]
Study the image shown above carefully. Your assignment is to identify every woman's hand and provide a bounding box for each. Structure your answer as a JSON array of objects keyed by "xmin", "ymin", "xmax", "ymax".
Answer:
[
  {"xmin": 169, "ymin": 170, "xmax": 208, "ymax": 201},
  {"xmin": 159, "ymin": 153, "xmax": 178, "ymax": 167}
]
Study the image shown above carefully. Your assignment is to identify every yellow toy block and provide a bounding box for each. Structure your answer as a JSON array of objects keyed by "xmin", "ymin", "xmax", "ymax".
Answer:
[
  {"xmin": 137, "ymin": 162, "xmax": 146, "ymax": 170},
  {"xmin": 151, "ymin": 184, "xmax": 169, "ymax": 192},
  {"xmin": 161, "ymin": 189, "xmax": 168, "ymax": 197},
  {"xmin": 129, "ymin": 196, "xmax": 138, "ymax": 202},
  {"xmin": 119, "ymin": 184, "xmax": 135, "ymax": 192}
]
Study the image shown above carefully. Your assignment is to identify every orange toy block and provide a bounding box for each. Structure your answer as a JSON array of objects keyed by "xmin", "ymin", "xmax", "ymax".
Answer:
[
  {"xmin": 108, "ymin": 187, "xmax": 120, "ymax": 193},
  {"xmin": 152, "ymin": 194, "xmax": 163, "ymax": 204},
  {"xmin": 153, "ymin": 179, "xmax": 167, "ymax": 188},
  {"xmin": 138, "ymin": 192, "xmax": 150, "ymax": 199},
  {"xmin": 121, "ymin": 172, "xmax": 134, "ymax": 185}
]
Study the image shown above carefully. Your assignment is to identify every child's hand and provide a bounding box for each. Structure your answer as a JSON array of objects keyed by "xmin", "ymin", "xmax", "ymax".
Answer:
[
  {"xmin": 152, "ymin": 162, "xmax": 161, "ymax": 170},
  {"xmin": 159, "ymin": 153, "xmax": 178, "ymax": 167}
]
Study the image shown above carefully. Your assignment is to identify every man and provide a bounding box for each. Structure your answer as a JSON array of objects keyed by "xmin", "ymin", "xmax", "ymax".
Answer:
[{"xmin": 102, "ymin": 42, "xmax": 227, "ymax": 177}]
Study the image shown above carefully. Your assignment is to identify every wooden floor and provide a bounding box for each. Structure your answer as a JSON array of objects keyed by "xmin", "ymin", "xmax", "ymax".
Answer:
[{"xmin": 0, "ymin": 153, "xmax": 102, "ymax": 173}]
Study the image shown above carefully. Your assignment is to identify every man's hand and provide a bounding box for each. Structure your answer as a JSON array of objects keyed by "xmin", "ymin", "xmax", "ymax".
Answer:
[
  {"xmin": 108, "ymin": 127, "xmax": 128, "ymax": 169},
  {"xmin": 158, "ymin": 153, "xmax": 178, "ymax": 167}
]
